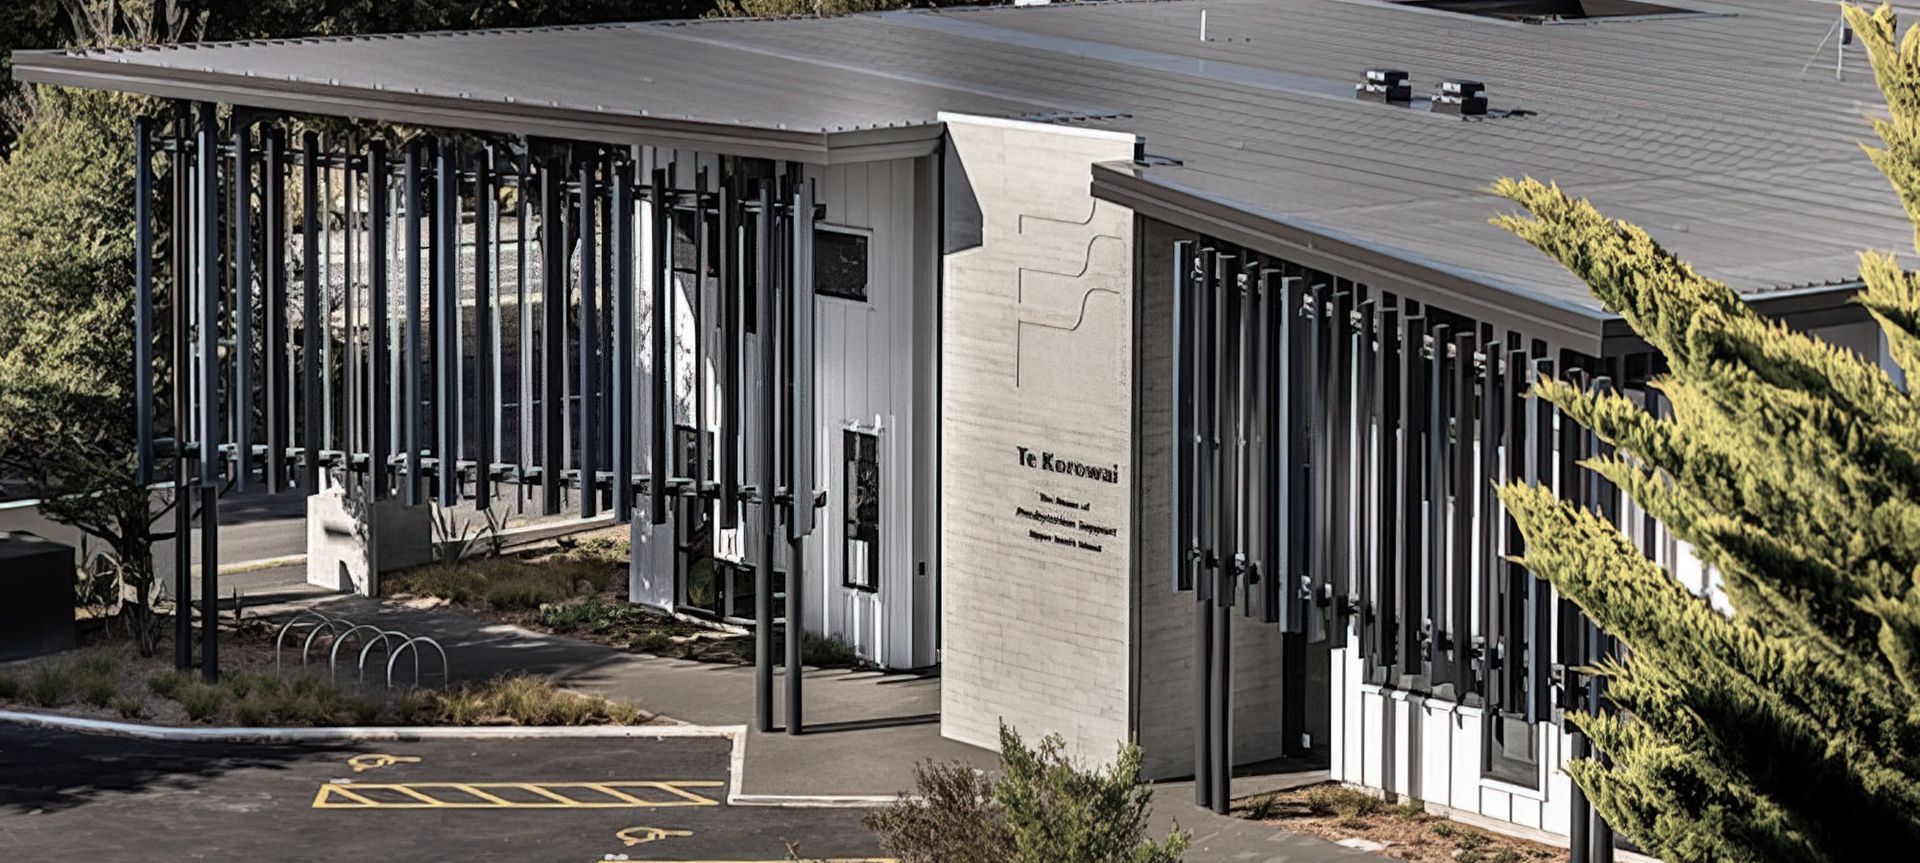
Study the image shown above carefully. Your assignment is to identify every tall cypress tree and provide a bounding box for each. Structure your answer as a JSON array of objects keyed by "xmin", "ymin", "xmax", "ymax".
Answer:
[{"xmin": 1489, "ymin": 5, "xmax": 1920, "ymax": 860}]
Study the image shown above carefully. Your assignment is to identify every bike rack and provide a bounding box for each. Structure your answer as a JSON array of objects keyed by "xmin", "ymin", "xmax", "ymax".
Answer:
[
  {"xmin": 276, "ymin": 613, "xmax": 454, "ymax": 689},
  {"xmin": 386, "ymin": 636, "xmax": 449, "ymax": 689}
]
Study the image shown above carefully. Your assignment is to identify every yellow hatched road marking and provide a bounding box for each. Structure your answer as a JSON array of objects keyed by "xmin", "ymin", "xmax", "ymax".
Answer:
[{"xmin": 311, "ymin": 780, "xmax": 724, "ymax": 809}]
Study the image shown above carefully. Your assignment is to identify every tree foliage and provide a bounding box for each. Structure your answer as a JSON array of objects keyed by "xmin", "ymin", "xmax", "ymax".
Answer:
[{"xmin": 1488, "ymin": 4, "xmax": 1920, "ymax": 860}]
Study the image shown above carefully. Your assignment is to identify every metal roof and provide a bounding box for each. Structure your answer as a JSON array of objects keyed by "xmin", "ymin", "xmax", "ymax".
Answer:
[{"xmin": 13, "ymin": 0, "xmax": 1909, "ymax": 337}]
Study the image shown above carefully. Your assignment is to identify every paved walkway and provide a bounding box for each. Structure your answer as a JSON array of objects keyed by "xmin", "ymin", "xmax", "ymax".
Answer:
[{"xmin": 275, "ymin": 593, "xmax": 1375, "ymax": 862}]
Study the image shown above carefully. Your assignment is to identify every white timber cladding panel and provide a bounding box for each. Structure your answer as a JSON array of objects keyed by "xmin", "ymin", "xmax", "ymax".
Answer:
[
  {"xmin": 1130, "ymin": 218, "xmax": 1293, "ymax": 780},
  {"xmin": 939, "ymin": 114, "xmax": 1139, "ymax": 758},
  {"xmin": 799, "ymin": 156, "xmax": 936, "ymax": 670},
  {"xmin": 627, "ymin": 149, "xmax": 936, "ymax": 671}
]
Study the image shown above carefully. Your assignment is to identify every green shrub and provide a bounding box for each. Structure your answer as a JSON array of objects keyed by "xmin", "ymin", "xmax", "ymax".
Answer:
[
  {"xmin": 1431, "ymin": 821, "xmax": 1457, "ymax": 838},
  {"xmin": 866, "ymin": 760, "xmax": 1014, "ymax": 863},
  {"xmin": 345, "ymin": 696, "xmax": 384, "ymax": 726},
  {"xmin": 1491, "ymin": 849, "xmax": 1523, "ymax": 863},
  {"xmin": 233, "ymin": 699, "xmax": 271, "ymax": 727},
  {"xmin": 1243, "ymin": 794, "xmax": 1279, "ymax": 820},
  {"xmin": 996, "ymin": 725, "xmax": 1188, "ymax": 863},
  {"xmin": 147, "ymin": 670, "xmax": 191, "ymax": 699},
  {"xmin": 112, "ymin": 696, "xmax": 146, "ymax": 720},
  {"xmin": 79, "ymin": 673, "xmax": 117, "ymax": 708},
  {"xmin": 176, "ymin": 682, "xmax": 225, "ymax": 722},
  {"xmin": 483, "ymin": 572, "xmax": 574, "ymax": 610},
  {"xmin": 1457, "ymin": 831, "xmax": 1489, "ymax": 851},
  {"xmin": 73, "ymin": 653, "xmax": 118, "ymax": 678},
  {"xmin": 0, "ymin": 671, "xmax": 20, "ymax": 700},
  {"xmin": 869, "ymin": 724, "xmax": 1186, "ymax": 863},
  {"xmin": 26, "ymin": 665, "xmax": 70, "ymax": 707},
  {"xmin": 801, "ymin": 632, "xmax": 860, "ymax": 668},
  {"xmin": 1301, "ymin": 785, "xmax": 1381, "ymax": 820}
]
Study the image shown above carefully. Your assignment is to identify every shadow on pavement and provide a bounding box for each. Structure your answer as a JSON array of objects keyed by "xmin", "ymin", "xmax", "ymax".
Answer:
[{"xmin": 0, "ymin": 726, "xmax": 349, "ymax": 816}]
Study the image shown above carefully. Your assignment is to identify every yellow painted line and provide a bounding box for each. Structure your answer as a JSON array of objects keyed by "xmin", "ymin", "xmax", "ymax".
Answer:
[
  {"xmin": 311, "ymin": 780, "xmax": 724, "ymax": 809},
  {"xmin": 448, "ymin": 784, "xmax": 517, "ymax": 806}
]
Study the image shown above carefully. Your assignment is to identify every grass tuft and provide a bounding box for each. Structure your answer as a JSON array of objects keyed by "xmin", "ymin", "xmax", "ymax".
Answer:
[
  {"xmin": 147, "ymin": 669, "xmax": 192, "ymax": 699},
  {"xmin": 26, "ymin": 665, "xmax": 70, "ymax": 707},
  {"xmin": 1301, "ymin": 785, "xmax": 1383, "ymax": 820},
  {"xmin": 112, "ymin": 696, "xmax": 147, "ymax": 720},
  {"xmin": 0, "ymin": 671, "xmax": 21, "ymax": 700},
  {"xmin": 176, "ymin": 682, "xmax": 225, "ymax": 722}
]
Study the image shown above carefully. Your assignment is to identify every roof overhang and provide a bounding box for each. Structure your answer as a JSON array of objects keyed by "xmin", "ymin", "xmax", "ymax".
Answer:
[
  {"xmin": 1094, "ymin": 162, "xmax": 1874, "ymax": 359},
  {"xmin": 10, "ymin": 49, "xmax": 942, "ymax": 165},
  {"xmin": 1093, "ymin": 160, "xmax": 1611, "ymax": 356}
]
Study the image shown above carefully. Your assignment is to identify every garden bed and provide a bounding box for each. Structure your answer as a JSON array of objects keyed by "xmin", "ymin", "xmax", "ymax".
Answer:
[
  {"xmin": 0, "ymin": 626, "xmax": 659, "ymax": 729},
  {"xmin": 1238, "ymin": 784, "xmax": 1566, "ymax": 863},
  {"xmin": 383, "ymin": 527, "xmax": 861, "ymax": 668}
]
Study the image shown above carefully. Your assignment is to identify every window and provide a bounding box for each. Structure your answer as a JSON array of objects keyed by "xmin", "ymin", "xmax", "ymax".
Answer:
[
  {"xmin": 843, "ymin": 430, "xmax": 881, "ymax": 592},
  {"xmin": 815, "ymin": 227, "xmax": 870, "ymax": 302}
]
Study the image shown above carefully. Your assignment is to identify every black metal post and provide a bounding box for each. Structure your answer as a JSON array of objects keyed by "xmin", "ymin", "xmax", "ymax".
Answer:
[
  {"xmin": 785, "ymin": 169, "xmax": 816, "ymax": 736},
  {"xmin": 368, "ymin": 140, "xmax": 391, "ymax": 500},
  {"xmin": 195, "ymin": 102, "xmax": 221, "ymax": 682},
  {"xmin": 649, "ymin": 167, "xmax": 670, "ymax": 525},
  {"xmin": 754, "ymin": 179, "xmax": 776, "ymax": 733},
  {"xmin": 1208, "ymin": 252, "xmax": 1234, "ymax": 815},
  {"xmin": 264, "ymin": 128, "xmax": 288, "ymax": 494},
  {"xmin": 435, "ymin": 139, "xmax": 460, "ymax": 505},
  {"xmin": 404, "ymin": 139, "xmax": 426, "ymax": 506},
  {"xmin": 612, "ymin": 164, "xmax": 635, "ymax": 524},
  {"xmin": 300, "ymin": 131, "xmax": 322, "ymax": 495},
  {"xmin": 170, "ymin": 110, "xmax": 193, "ymax": 671}
]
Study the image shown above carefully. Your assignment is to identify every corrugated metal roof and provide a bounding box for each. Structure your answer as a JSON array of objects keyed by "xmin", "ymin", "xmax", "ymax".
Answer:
[{"xmin": 13, "ymin": 0, "xmax": 1909, "ymax": 318}]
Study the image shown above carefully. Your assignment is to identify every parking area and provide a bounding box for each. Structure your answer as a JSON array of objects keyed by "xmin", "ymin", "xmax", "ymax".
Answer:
[{"xmin": 0, "ymin": 726, "xmax": 892, "ymax": 862}]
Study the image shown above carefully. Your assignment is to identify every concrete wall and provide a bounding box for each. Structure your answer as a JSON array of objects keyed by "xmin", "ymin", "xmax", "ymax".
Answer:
[
  {"xmin": 1129, "ymin": 217, "xmax": 1295, "ymax": 780},
  {"xmin": 938, "ymin": 114, "xmax": 1139, "ymax": 758}
]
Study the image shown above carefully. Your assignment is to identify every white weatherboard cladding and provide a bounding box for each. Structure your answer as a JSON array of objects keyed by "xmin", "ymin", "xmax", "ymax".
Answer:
[
  {"xmin": 626, "ymin": 147, "xmax": 936, "ymax": 671},
  {"xmin": 938, "ymin": 114, "xmax": 1139, "ymax": 759}
]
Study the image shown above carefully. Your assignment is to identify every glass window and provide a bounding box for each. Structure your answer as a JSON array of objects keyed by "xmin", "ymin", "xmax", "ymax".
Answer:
[
  {"xmin": 815, "ymin": 228, "xmax": 869, "ymax": 302},
  {"xmin": 843, "ymin": 431, "xmax": 880, "ymax": 592}
]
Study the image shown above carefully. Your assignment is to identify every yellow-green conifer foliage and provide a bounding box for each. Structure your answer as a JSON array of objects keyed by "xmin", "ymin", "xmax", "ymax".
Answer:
[{"xmin": 1490, "ymin": 5, "xmax": 1920, "ymax": 859}]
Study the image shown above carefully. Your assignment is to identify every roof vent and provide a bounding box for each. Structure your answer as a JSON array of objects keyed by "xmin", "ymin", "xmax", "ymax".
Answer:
[
  {"xmin": 1432, "ymin": 80, "xmax": 1487, "ymax": 116},
  {"xmin": 1355, "ymin": 69, "xmax": 1412, "ymax": 105}
]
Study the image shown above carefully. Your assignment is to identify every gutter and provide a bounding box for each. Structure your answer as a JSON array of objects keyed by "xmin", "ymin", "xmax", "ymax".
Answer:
[{"xmin": 10, "ymin": 49, "xmax": 942, "ymax": 165}]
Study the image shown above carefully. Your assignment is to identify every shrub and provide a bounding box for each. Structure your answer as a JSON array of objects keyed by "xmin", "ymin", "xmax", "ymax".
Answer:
[
  {"xmin": 996, "ymin": 726, "xmax": 1187, "ymax": 862},
  {"xmin": 147, "ymin": 670, "xmax": 191, "ymax": 699},
  {"xmin": 1431, "ymin": 821, "xmax": 1457, "ymax": 838},
  {"xmin": 1457, "ymin": 831, "xmax": 1488, "ymax": 851},
  {"xmin": 0, "ymin": 671, "xmax": 20, "ymax": 700},
  {"xmin": 1302, "ymin": 785, "xmax": 1381, "ymax": 820},
  {"xmin": 233, "ymin": 699, "xmax": 271, "ymax": 727},
  {"xmin": 26, "ymin": 665, "xmax": 70, "ymax": 707},
  {"xmin": 74, "ymin": 653, "xmax": 118, "ymax": 678},
  {"xmin": 345, "ymin": 696, "xmax": 383, "ymax": 726},
  {"xmin": 176, "ymin": 682, "xmax": 225, "ymax": 722},
  {"xmin": 112, "ymin": 696, "xmax": 146, "ymax": 720},
  {"xmin": 866, "ymin": 760, "xmax": 1014, "ymax": 863},
  {"xmin": 79, "ymin": 673, "xmax": 117, "ymax": 708},
  {"xmin": 1492, "ymin": 849, "xmax": 1523, "ymax": 863},
  {"xmin": 1243, "ymin": 794, "xmax": 1279, "ymax": 820},
  {"xmin": 633, "ymin": 630, "xmax": 675, "ymax": 654},
  {"xmin": 801, "ymin": 632, "xmax": 861, "ymax": 668}
]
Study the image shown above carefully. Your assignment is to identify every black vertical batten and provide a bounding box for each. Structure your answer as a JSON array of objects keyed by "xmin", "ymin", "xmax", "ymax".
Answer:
[
  {"xmin": 472, "ymin": 149, "xmax": 494, "ymax": 508},
  {"xmin": 542, "ymin": 150, "xmax": 568, "ymax": 515},
  {"xmin": 1398, "ymin": 311, "xmax": 1425, "ymax": 671},
  {"xmin": 650, "ymin": 167, "xmax": 671, "ymax": 525},
  {"xmin": 1257, "ymin": 268, "xmax": 1281, "ymax": 620},
  {"xmin": 1450, "ymin": 332, "xmax": 1477, "ymax": 694},
  {"xmin": 1374, "ymin": 303, "xmax": 1401, "ymax": 664},
  {"xmin": 1208, "ymin": 252, "xmax": 1236, "ymax": 815},
  {"xmin": 300, "ymin": 132, "xmax": 322, "ymax": 494},
  {"xmin": 435, "ymin": 139, "xmax": 460, "ymax": 505},
  {"xmin": 578, "ymin": 158, "xmax": 600, "ymax": 518},
  {"xmin": 263, "ymin": 128, "xmax": 288, "ymax": 493},
  {"xmin": 692, "ymin": 169, "xmax": 709, "ymax": 509},
  {"xmin": 786, "ymin": 168, "xmax": 816, "ymax": 736},
  {"xmin": 195, "ymin": 102, "xmax": 221, "ymax": 681},
  {"xmin": 612, "ymin": 163, "xmax": 635, "ymax": 523},
  {"xmin": 231, "ymin": 117, "xmax": 253, "ymax": 491},
  {"xmin": 719, "ymin": 175, "xmax": 740, "ymax": 530},
  {"xmin": 402, "ymin": 139, "xmax": 425, "ymax": 505},
  {"xmin": 753, "ymin": 177, "xmax": 777, "ymax": 734},
  {"xmin": 170, "ymin": 110, "xmax": 193, "ymax": 671},
  {"xmin": 1191, "ymin": 247, "xmax": 1215, "ymax": 810},
  {"xmin": 1426, "ymin": 322, "xmax": 1451, "ymax": 682},
  {"xmin": 1525, "ymin": 357, "xmax": 1556, "ymax": 722},
  {"xmin": 367, "ymin": 140, "xmax": 391, "ymax": 500},
  {"xmin": 134, "ymin": 116, "xmax": 156, "ymax": 486}
]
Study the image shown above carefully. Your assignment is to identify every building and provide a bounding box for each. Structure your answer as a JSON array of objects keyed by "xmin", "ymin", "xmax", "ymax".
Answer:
[{"xmin": 14, "ymin": 0, "xmax": 1902, "ymax": 856}]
